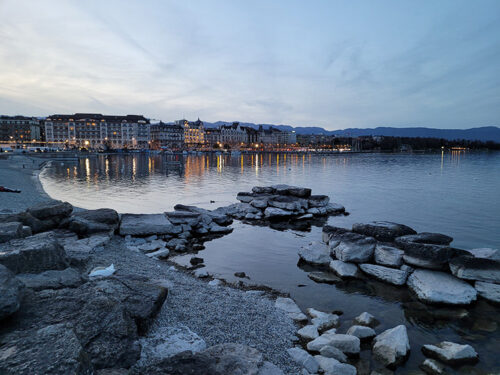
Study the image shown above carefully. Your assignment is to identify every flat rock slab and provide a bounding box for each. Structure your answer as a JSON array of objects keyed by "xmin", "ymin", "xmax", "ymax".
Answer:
[
  {"xmin": 308, "ymin": 271, "xmax": 341, "ymax": 284},
  {"xmin": 332, "ymin": 232, "xmax": 376, "ymax": 263},
  {"xmin": 297, "ymin": 325, "xmax": 319, "ymax": 341},
  {"xmin": 329, "ymin": 260, "xmax": 359, "ymax": 278},
  {"xmin": 449, "ymin": 255, "xmax": 500, "ymax": 284},
  {"xmin": 372, "ymin": 325, "xmax": 410, "ymax": 368},
  {"xmin": 359, "ymin": 264, "xmax": 409, "ymax": 286},
  {"xmin": 0, "ymin": 232, "xmax": 68, "ymax": 274},
  {"xmin": 374, "ymin": 245, "xmax": 404, "ymax": 267},
  {"xmin": 422, "ymin": 341, "xmax": 478, "ymax": 365},
  {"xmin": 352, "ymin": 221, "xmax": 416, "ymax": 242},
  {"xmin": 27, "ymin": 200, "xmax": 73, "ymax": 220},
  {"xmin": 72, "ymin": 208, "xmax": 119, "ymax": 224},
  {"xmin": 475, "ymin": 281, "xmax": 500, "ymax": 303},
  {"xmin": 120, "ymin": 214, "xmax": 174, "ymax": 236},
  {"xmin": 0, "ymin": 264, "xmax": 25, "ymax": 320},
  {"xmin": 299, "ymin": 241, "xmax": 332, "ymax": 265},
  {"xmin": 396, "ymin": 232, "xmax": 453, "ymax": 246},
  {"xmin": 407, "ymin": 269, "xmax": 477, "ymax": 305},
  {"xmin": 17, "ymin": 267, "xmax": 85, "ymax": 291},
  {"xmin": 0, "ymin": 222, "xmax": 23, "ymax": 243}
]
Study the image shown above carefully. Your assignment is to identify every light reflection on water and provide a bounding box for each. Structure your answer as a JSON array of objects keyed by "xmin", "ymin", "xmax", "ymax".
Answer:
[{"xmin": 40, "ymin": 152, "xmax": 500, "ymax": 373}]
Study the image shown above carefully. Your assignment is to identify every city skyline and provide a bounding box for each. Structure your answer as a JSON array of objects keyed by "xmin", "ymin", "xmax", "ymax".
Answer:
[{"xmin": 1, "ymin": 0, "xmax": 499, "ymax": 130}]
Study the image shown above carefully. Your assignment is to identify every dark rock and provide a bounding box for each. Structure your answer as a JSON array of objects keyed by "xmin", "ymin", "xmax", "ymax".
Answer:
[
  {"xmin": 308, "ymin": 195, "xmax": 330, "ymax": 208},
  {"xmin": 322, "ymin": 225, "xmax": 350, "ymax": 243},
  {"xmin": 268, "ymin": 195, "xmax": 305, "ymax": 211},
  {"xmin": 449, "ymin": 255, "xmax": 500, "ymax": 283},
  {"xmin": 308, "ymin": 271, "xmax": 341, "ymax": 284},
  {"xmin": 0, "ymin": 232, "xmax": 68, "ymax": 274},
  {"xmin": 68, "ymin": 217, "xmax": 113, "ymax": 236},
  {"xmin": 252, "ymin": 186, "xmax": 274, "ymax": 194},
  {"xmin": 119, "ymin": 214, "xmax": 175, "ymax": 236},
  {"xmin": 396, "ymin": 233, "xmax": 453, "ymax": 246},
  {"xmin": 0, "ymin": 221, "xmax": 23, "ymax": 243},
  {"xmin": 0, "ymin": 211, "xmax": 59, "ymax": 234},
  {"xmin": 234, "ymin": 272, "xmax": 247, "ymax": 278},
  {"xmin": 236, "ymin": 192, "xmax": 254, "ymax": 203},
  {"xmin": 131, "ymin": 351, "xmax": 218, "ymax": 375},
  {"xmin": 0, "ymin": 264, "xmax": 25, "ymax": 320},
  {"xmin": 271, "ymin": 184, "xmax": 312, "ymax": 198},
  {"xmin": 0, "ymin": 323, "xmax": 93, "ymax": 375},
  {"xmin": 165, "ymin": 211, "xmax": 201, "ymax": 225},
  {"xmin": 190, "ymin": 257, "xmax": 204, "ymax": 266},
  {"xmin": 331, "ymin": 232, "xmax": 376, "ymax": 263},
  {"xmin": 72, "ymin": 208, "xmax": 119, "ymax": 225},
  {"xmin": 202, "ymin": 343, "xmax": 264, "ymax": 374},
  {"xmin": 395, "ymin": 236, "xmax": 457, "ymax": 269},
  {"xmin": 17, "ymin": 268, "xmax": 85, "ymax": 291},
  {"xmin": 352, "ymin": 221, "xmax": 416, "ymax": 242},
  {"xmin": 27, "ymin": 200, "xmax": 73, "ymax": 220}
]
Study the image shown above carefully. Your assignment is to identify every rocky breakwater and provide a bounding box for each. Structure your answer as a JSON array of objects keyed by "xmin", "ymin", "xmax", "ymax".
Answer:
[{"xmin": 224, "ymin": 185, "xmax": 345, "ymax": 223}]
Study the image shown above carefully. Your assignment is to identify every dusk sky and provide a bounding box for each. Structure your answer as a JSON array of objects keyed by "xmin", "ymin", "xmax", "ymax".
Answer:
[{"xmin": 0, "ymin": 0, "xmax": 499, "ymax": 130}]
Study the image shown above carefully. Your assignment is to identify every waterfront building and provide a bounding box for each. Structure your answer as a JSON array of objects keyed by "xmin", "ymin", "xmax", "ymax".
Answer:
[
  {"xmin": 242, "ymin": 126, "xmax": 259, "ymax": 146},
  {"xmin": 150, "ymin": 122, "xmax": 184, "ymax": 149},
  {"xmin": 176, "ymin": 118, "xmax": 205, "ymax": 146},
  {"xmin": 44, "ymin": 113, "xmax": 150, "ymax": 149},
  {"xmin": 0, "ymin": 116, "xmax": 41, "ymax": 144},
  {"xmin": 220, "ymin": 122, "xmax": 247, "ymax": 147},
  {"xmin": 205, "ymin": 127, "xmax": 221, "ymax": 147}
]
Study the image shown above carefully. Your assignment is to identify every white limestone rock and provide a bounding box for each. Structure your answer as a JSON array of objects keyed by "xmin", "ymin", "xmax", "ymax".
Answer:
[
  {"xmin": 353, "ymin": 312, "xmax": 378, "ymax": 327},
  {"xmin": 332, "ymin": 233, "xmax": 376, "ymax": 263},
  {"xmin": 323, "ymin": 334, "xmax": 360, "ymax": 355},
  {"xmin": 359, "ymin": 263, "xmax": 409, "ymax": 286},
  {"xmin": 275, "ymin": 297, "xmax": 307, "ymax": 322},
  {"xmin": 287, "ymin": 347, "xmax": 319, "ymax": 374},
  {"xmin": 420, "ymin": 358, "xmax": 445, "ymax": 375},
  {"xmin": 297, "ymin": 325, "xmax": 319, "ymax": 341},
  {"xmin": 319, "ymin": 345, "xmax": 347, "ymax": 363},
  {"xmin": 314, "ymin": 355, "xmax": 357, "ymax": 375},
  {"xmin": 306, "ymin": 308, "xmax": 340, "ymax": 331},
  {"xmin": 474, "ymin": 281, "xmax": 500, "ymax": 303},
  {"xmin": 372, "ymin": 325, "xmax": 410, "ymax": 367},
  {"xmin": 422, "ymin": 341, "xmax": 478, "ymax": 365},
  {"xmin": 346, "ymin": 325, "xmax": 376, "ymax": 340},
  {"xmin": 329, "ymin": 260, "xmax": 359, "ymax": 278},
  {"xmin": 299, "ymin": 242, "xmax": 332, "ymax": 266}
]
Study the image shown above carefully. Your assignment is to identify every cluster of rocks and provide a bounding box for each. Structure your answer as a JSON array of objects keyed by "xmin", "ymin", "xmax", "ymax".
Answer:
[
  {"xmin": 297, "ymin": 221, "xmax": 499, "ymax": 305},
  {"xmin": 276, "ymin": 297, "xmax": 480, "ymax": 375},
  {"xmin": 225, "ymin": 185, "xmax": 345, "ymax": 221}
]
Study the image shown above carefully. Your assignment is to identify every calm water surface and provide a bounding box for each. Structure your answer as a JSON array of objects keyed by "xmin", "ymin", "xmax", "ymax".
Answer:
[{"xmin": 40, "ymin": 152, "xmax": 500, "ymax": 373}]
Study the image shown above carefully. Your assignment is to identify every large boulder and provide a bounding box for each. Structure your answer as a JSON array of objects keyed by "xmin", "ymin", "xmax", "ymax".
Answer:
[
  {"xmin": 359, "ymin": 264, "xmax": 409, "ymax": 286},
  {"xmin": 72, "ymin": 208, "xmax": 119, "ymax": 225},
  {"xmin": 329, "ymin": 260, "xmax": 360, "ymax": 278},
  {"xmin": 308, "ymin": 195, "xmax": 330, "ymax": 208},
  {"xmin": 407, "ymin": 269, "xmax": 477, "ymax": 305},
  {"xmin": 119, "ymin": 214, "xmax": 175, "ymax": 236},
  {"xmin": 27, "ymin": 200, "xmax": 73, "ymax": 220},
  {"xmin": 236, "ymin": 192, "xmax": 254, "ymax": 203},
  {"xmin": 287, "ymin": 347, "xmax": 319, "ymax": 373},
  {"xmin": 0, "ymin": 264, "xmax": 25, "ymax": 320},
  {"xmin": 474, "ymin": 281, "xmax": 500, "ymax": 304},
  {"xmin": 332, "ymin": 232, "xmax": 376, "ymax": 263},
  {"xmin": 0, "ymin": 211, "xmax": 59, "ymax": 234},
  {"xmin": 298, "ymin": 242, "xmax": 332, "ymax": 266},
  {"xmin": 372, "ymin": 325, "xmax": 410, "ymax": 368},
  {"xmin": 374, "ymin": 245, "xmax": 404, "ymax": 267},
  {"xmin": 0, "ymin": 222, "xmax": 23, "ymax": 243},
  {"xmin": 396, "ymin": 235, "xmax": 458, "ymax": 269},
  {"xmin": 449, "ymin": 255, "xmax": 500, "ymax": 284},
  {"xmin": 0, "ymin": 323, "xmax": 93, "ymax": 375},
  {"xmin": 352, "ymin": 221, "xmax": 416, "ymax": 242},
  {"xmin": 67, "ymin": 217, "xmax": 113, "ymax": 236},
  {"xmin": 421, "ymin": 341, "xmax": 478, "ymax": 365},
  {"xmin": 17, "ymin": 268, "xmax": 85, "ymax": 291},
  {"xmin": 0, "ymin": 232, "xmax": 68, "ymax": 274},
  {"xmin": 252, "ymin": 186, "xmax": 275, "ymax": 194}
]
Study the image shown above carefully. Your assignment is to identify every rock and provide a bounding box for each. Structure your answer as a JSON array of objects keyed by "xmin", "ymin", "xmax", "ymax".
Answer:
[
  {"xmin": 474, "ymin": 281, "xmax": 500, "ymax": 303},
  {"xmin": 252, "ymin": 186, "xmax": 275, "ymax": 194},
  {"xmin": 314, "ymin": 355, "xmax": 357, "ymax": 375},
  {"xmin": 250, "ymin": 198, "xmax": 269, "ymax": 209},
  {"xmin": 68, "ymin": 217, "xmax": 112, "ymax": 236},
  {"xmin": 321, "ymin": 334, "xmax": 360, "ymax": 355},
  {"xmin": 0, "ymin": 211, "xmax": 59, "ymax": 234},
  {"xmin": 0, "ymin": 232, "xmax": 68, "ymax": 274},
  {"xmin": 352, "ymin": 221, "xmax": 416, "ymax": 242},
  {"xmin": 119, "ymin": 214, "xmax": 175, "ymax": 236},
  {"xmin": 263, "ymin": 207, "xmax": 294, "ymax": 219},
  {"xmin": 287, "ymin": 347, "xmax": 319, "ymax": 373},
  {"xmin": 421, "ymin": 341, "xmax": 478, "ymax": 365},
  {"xmin": 319, "ymin": 345, "xmax": 348, "ymax": 362},
  {"xmin": 465, "ymin": 247, "xmax": 500, "ymax": 260},
  {"xmin": 308, "ymin": 195, "xmax": 330, "ymax": 208},
  {"xmin": 190, "ymin": 257, "xmax": 204, "ymax": 266},
  {"xmin": 268, "ymin": 196, "xmax": 305, "ymax": 211},
  {"xmin": 332, "ymin": 233, "xmax": 376, "ymax": 263},
  {"xmin": 27, "ymin": 200, "xmax": 73, "ymax": 220},
  {"xmin": 322, "ymin": 225, "xmax": 350, "ymax": 244},
  {"xmin": 0, "ymin": 222, "xmax": 23, "ymax": 243},
  {"xmin": 346, "ymin": 325, "xmax": 376, "ymax": 340},
  {"xmin": 165, "ymin": 211, "xmax": 201, "ymax": 226},
  {"xmin": 208, "ymin": 223, "xmax": 233, "ymax": 234},
  {"xmin": 234, "ymin": 271, "xmax": 247, "ymax": 278},
  {"xmin": 0, "ymin": 264, "xmax": 25, "ymax": 320},
  {"xmin": 307, "ymin": 207, "xmax": 328, "ymax": 215},
  {"xmin": 395, "ymin": 233, "xmax": 457, "ymax": 269},
  {"xmin": 372, "ymin": 325, "xmax": 410, "ymax": 368},
  {"xmin": 297, "ymin": 325, "xmax": 319, "ymax": 341},
  {"xmin": 21, "ymin": 225, "xmax": 32, "ymax": 237},
  {"xmin": 146, "ymin": 248, "xmax": 170, "ymax": 259},
  {"xmin": 203, "ymin": 343, "xmax": 264, "ymax": 374},
  {"xmin": 139, "ymin": 325, "xmax": 206, "ymax": 363},
  {"xmin": 0, "ymin": 323, "xmax": 93, "ymax": 375},
  {"xmin": 299, "ymin": 242, "xmax": 332, "ymax": 265},
  {"xmin": 208, "ymin": 279, "xmax": 222, "ymax": 287},
  {"xmin": 449, "ymin": 255, "xmax": 500, "ymax": 284},
  {"xmin": 138, "ymin": 240, "xmax": 165, "ymax": 253},
  {"xmin": 17, "ymin": 267, "xmax": 85, "ymax": 290},
  {"xmin": 329, "ymin": 260, "xmax": 360, "ymax": 278},
  {"xmin": 73, "ymin": 208, "xmax": 119, "ymax": 225},
  {"xmin": 258, "ymin": 361, "xmax": 284, "ymax": 375},
  {"xmin": 306, "ymin": 308, "xmax": 340, "ymax": 331},
  {"xmin": 326, "ymin": 203, "xmax": 345, "ymax": 215},
  {"xmin": 308, "ymin": 271, "xmax": 341, "ymax": 284},
  {"xmin": 374, "ymin": 245, "xmax": 404, "ymax": 267},
  {"xmin": 275, "ymin": 297, "xmax": 307, "ymax": 322},
  {"xmin": 397, "ymin": 232, "xmax": 453, "ymax": 245},
  {"xmin": 130, "ymin": 350, "xmax": 217, "ymax": 375},
  {"xmin": 307, "ymin": 332, "xmax": 336, "ymax": 352},
  {"xmin": 407, "ymin": 269, "xmax": 477, "ymax": 305},
  {"xmin": 271, "ymin": 185, "xmax": 312, "ymax": 198},
  {"xmin": 236, "ymin": 192, "xmax": 254, "ymax": 203},
  {"xmin": 353, "ymin": 312, "xmax": 379, "ymax": 327},
  {"xmin": 420, "ymin": 358, "xmax": 445, "ymax": 375},
  {"xmin": 194, "ymin": 268, "xmax": 209, "ymax": 278},
  {"xmin": 359, "ymin": 264, "xmax": 409, "ymax": 286}
]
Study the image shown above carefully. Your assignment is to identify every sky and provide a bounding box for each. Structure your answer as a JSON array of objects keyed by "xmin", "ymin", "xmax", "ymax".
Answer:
[{"xmin": 0, "ymin": 0, "xmax": 499, "ymax": 130}]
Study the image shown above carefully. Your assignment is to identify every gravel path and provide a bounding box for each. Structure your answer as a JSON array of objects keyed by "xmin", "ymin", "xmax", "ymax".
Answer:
[
  {"xmin": 90, "ymin": 237, "xmax": 302, "ymax": 374},
  {"xmin": 0, "ymin": 155, "xmax": 54, "ymax": 213}
]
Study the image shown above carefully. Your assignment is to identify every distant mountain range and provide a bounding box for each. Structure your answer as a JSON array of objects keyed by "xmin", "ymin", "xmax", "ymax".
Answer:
[{"xmin": 204, "ymin": 122, "xmax": 500, "ymax": 142}]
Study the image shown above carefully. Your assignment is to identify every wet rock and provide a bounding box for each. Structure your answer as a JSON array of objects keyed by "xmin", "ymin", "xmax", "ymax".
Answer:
[
  {"xmin": 332, "ymin": 232, "xmax": 376, "ymax": 263},
  {"xmin": 359, "ymin": 264, "xmax": 409, "ymax": 286},
  {"xmin": 252, "ymin": 186, "xmax": 275, "ymax": 194},
  {"xmin": 268, "ymin": 196, "xmax": 305, "ymax": 211},
  {"xmin": 420, "ymin": 358, "xmax": 445, "ymax": 375},
  {"xmin": 307, "ymin": 308, "xmax": 340, "ymax": 332},
  {"xmin": 397, "ymin": 232, "xmax": 453, "ymax": 245},
  {"xmin": 307, "ymin": 207, "xmax": 328, "ymax": 215},
  {"xmin": 407, "ymin": 269, "xmax": 477, "ymax": 305},
  {"xmin": 353, "ymin": 312, "xmax": 379, "ymax": 327},
  {"xmin": 27, "ymin": 200, "xmax": 73, "ymax": 220},
  {"xmin": 449, "ymin": 255, "xmax": 500, "ymax": 284},
  {"xmin": 0, "ymin": 211, "xmax": 59, "ymax": 234},
  {"xmin": 297, "ymin": 325, "xmax": 319, "ymax": 341},
  {"xmin": 374, "ymin": 245, "xmax": 404, "ymax": 267},
  {"xmin": 465, "ymin": 247, "xmax": 500, "ymax": 260},
  {"xmin": 20, "ymin": 226, "xmax": 32, "ymax": 237},
  {"xmin": 329, "ymin": 260, "xmax": 360, "ymax": 278},
  {"xmin": 326, "ymin": 203, "xmax": 345, "ymax": 215},
  {"xmin": 275, "ymin": 297, "xmax": 307, "ymax": 322},
  {"xmin": 234, "ymin": 272, "xmax": 247, "ymax": 278},
  {"xmin": 314, "ymin": 355, "xmax": 357, "ymax": 375},
  {"xmin": 308, "ymin": 195, "xmax": 330, "ymax": 208},
  {"xmin": 208, "ymin": 223, "xmax": 233, "ymax": 234},
  {"xmin": 0, "ymin": 264, "xmax": 25, "ymax": 320},
  {"xmin": 119, "ymin": 214, "xmax": 175, "ymax": 236},
  {"xmin": 190, "ymin": 257, "xmax": 204, "ymax": 266},
  {"xmin": 346, "ymin": 325, "xmax": 376, "ymax": 340},
  {"xmin": 264, "ymin": 207, "xmax": 294, "ymax": 219},
  {"xmin": 0, "ymin": 222, "xmax": 23, "ymax": 243},
  {"xmin": 352, "ymin": 221, "xmax": 416, "ymax": 242},
  {"xmin": 0, "ymin": 323, "xmax": 93, "ymax": 375},
  {"xmin": 319, "ymin": 345, "xmax": 348, "ymax": 362},
  {"xmin": 308, "ymin": 271, "xmax": 341, "ymax": 284},
  {"xmin": 322, "ymin": 225, "xmax": 350, "ymax": 244},
  {"xmin": 372, "ymin": 325, "xmax": 410, "ymax": 368},
  {"xmin": 299, "ymin": 241, "xmax": 332, "ymax": 265},
  {"xmin": 17, "ymin": 267, "xmax": 85, "ymax": 290},
  {"xmin": 287, "ymin": 347, "xmax": 319, "ymax": 373},
  {"xmin": 421, "ymin": 341, "xmax": 478, "ymax": 365},
  {"xmin": 474, "ymin": 281, "xmax": 500, "ymax": 303},
  {"xmin": 72, "ymin": 208, "xmax": 119, "ymax": 225},
  {"xmin": 68, "ymin": 217, "xmax": 112, "ymax": 236},
  {"xmin": 165, "ymin": 211, "xmax": 201, "ymax": 226},
  {"xmin": 138, "ymin": 325, "xmax": 206, "ymax": 363},
  {"xmin": 236, "ymin": 192, "xmax": 254, "ymax": 203},
  {"xmin": 0, "ymin": 232, "xmax": 68, "ymax": 274}
]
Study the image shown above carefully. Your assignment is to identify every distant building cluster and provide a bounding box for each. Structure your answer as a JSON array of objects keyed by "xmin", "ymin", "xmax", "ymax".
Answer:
[{"xmin": 0, "ymin": 113, "xmax": 297, "ymax": 150}]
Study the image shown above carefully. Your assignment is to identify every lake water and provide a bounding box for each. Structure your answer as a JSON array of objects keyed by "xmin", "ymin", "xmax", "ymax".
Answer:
[{"xmin": 40, "ymin": 151, "xmax": 500, "ymax": 374}]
